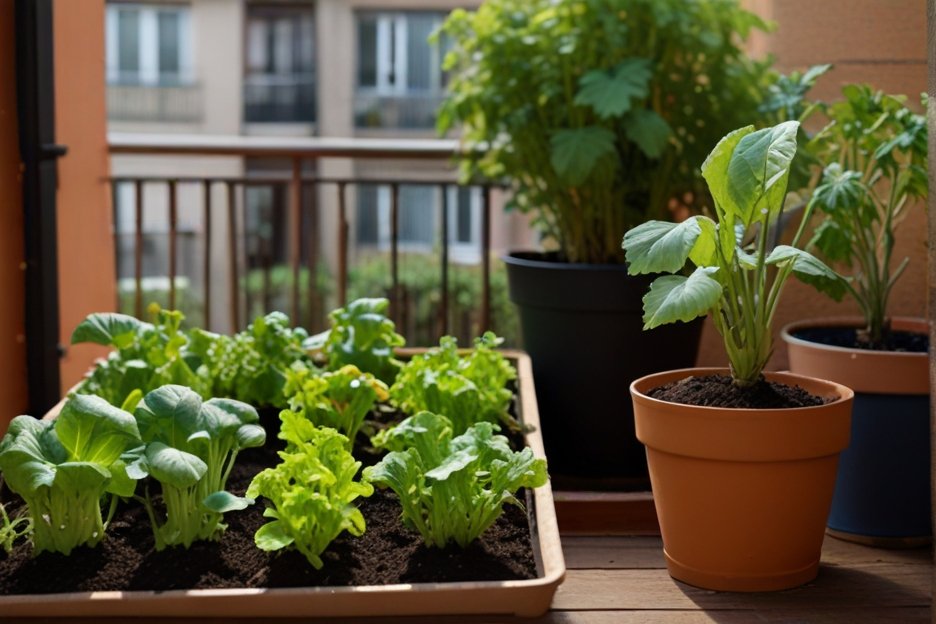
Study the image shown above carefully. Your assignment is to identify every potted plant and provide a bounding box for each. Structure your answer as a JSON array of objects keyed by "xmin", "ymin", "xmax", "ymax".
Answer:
[
  {"xmin": 622, "ymin": 121, "xmax": 853, "ymax": 591},
  {"xmin": 438, "ymin": 0, "xmax": 792, "ymax": 481},
  {"xmin": 780, "ymin": 85, "xmax": 929, "ymax": 545}
]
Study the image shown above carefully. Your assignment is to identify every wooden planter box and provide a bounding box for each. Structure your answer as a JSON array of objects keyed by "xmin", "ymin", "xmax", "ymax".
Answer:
[{"xmin": 1, "ymin": 351, "xmax": 565, "ymax": 618}]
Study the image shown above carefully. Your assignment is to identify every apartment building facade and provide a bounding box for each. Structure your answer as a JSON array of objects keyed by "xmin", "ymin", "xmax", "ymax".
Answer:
[{"xmin": 106, "ymin": 0, "xmax": 534, "ymax": 334}]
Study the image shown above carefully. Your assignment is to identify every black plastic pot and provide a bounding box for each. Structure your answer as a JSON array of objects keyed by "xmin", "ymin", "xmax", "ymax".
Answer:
[{"xmin": 503, "ymin": 251, "xmax": 704, "ymax": 483}]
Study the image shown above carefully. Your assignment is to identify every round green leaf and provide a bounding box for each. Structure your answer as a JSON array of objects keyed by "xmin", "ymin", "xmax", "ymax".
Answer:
[
  {"xmin": 202, "ymin": 490, "xmax": 252, "ymax": 513},
  {"xmin": 145, "ymin": 442, "xmax": 206, "ymax": 489},
  {"xmin": 254, "ymin": 520, "xmax": 294, "ymax": 551}
]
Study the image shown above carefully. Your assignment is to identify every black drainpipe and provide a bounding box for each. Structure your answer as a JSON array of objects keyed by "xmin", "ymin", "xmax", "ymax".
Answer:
[{"xmin": 15, "ymin": 0, "xmax": 66, "ymax": 415}]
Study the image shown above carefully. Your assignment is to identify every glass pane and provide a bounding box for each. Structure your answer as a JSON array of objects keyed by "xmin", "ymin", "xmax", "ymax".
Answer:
[
  {"xmin": 117, "ymin": 9, "xmax": 140, "ymax": 78},
  {"xmin": 356, "ymin": 185, "xmax": 379, "ymax": 244},
  {"xmin": 298, "ymin": 13, "xmax": 315, "ymax": 73},
  {"xmin": 246, "ymin": 19, "xmax": 268, "ymax": 73},
  {"xmin": 406, "ymin": 13, "xmax": 436, "ymax": 91},
  {"xmin": 357, "ymin": 15, "xmax": 377, "ymax": 87},
  {"xmin": 399, "ymin": 186, "xmax": 435, "ymax": 244},
  {"xmin": 158, "ymin": 12, "xmax": 180, "ymax": 81},
  {"xmin": 274, "ymin": 18, "xmax": 293, "ymax": 74}
]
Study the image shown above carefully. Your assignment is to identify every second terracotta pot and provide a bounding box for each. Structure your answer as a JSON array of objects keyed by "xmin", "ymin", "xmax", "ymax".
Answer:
[{"xmin": 631, "ymin": 368, "xmax": 853, "ymax": 592}]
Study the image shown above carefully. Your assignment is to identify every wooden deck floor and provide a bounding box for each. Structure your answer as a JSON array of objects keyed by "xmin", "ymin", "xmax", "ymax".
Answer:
[{"xmin": 9, "ymin": 533, "xmax": 931, "ymax": 623}]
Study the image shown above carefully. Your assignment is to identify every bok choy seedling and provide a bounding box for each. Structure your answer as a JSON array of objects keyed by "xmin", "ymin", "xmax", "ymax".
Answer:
[
  {"xmin": 133, "ymin": 385, "xmax": 265, "ymax": 549},
  {"xmin": 0, "ymin": 394, "xmax": 142, "ymax": 555}
]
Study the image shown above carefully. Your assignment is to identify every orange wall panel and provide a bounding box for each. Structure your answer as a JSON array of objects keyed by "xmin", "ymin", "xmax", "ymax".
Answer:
[
  {"xmin": 54, "ymin": 0, "xmax": 116, "ymax": 392},
  {"xmin": 0, "ymin": 0, "xmax": 28, "ymax": 429}
]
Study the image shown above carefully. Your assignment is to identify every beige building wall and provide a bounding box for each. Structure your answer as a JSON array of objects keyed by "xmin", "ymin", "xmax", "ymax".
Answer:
[{"xmin": 697, "ymin": 0, "xmax": 929, "ymax": 370}]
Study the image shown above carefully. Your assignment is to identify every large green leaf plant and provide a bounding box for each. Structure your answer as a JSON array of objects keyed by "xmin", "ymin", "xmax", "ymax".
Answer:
[
  {"xmin": 622, "ymin": 121, "xmax": 846, "ymax": 386},
  {"xmin": 439, "ymin": 0, "xmax": 779, "ymax": 263}
]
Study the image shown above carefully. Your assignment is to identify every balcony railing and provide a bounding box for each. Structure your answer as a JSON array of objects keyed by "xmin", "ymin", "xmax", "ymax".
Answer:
[
  {"xmin": 244, "ymin": 73, "xmax": 316, "ymax": 124},
  {"xmin": 108, "ymin": 133, "xmax": 507, "ymax": 346},
  {"xmin": 107, "ymin": 83, "xmax": 202, "ymax": 123},
  {"xmin": 354, "ymin": 91, "xmax": 446, "ymax": 129}
]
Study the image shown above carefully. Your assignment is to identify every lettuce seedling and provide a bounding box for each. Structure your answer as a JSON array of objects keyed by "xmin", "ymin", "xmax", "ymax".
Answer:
[
  {"xmin": 364, "ymin": 411, "xmax": 547, "ymax": 548},
  {"xmin": 315, "ymin": 298, "xmax": 405, "ymax": 384},
  {"xmin": 134, "ymin": 385, "xmax": 266, "ymax": 549},
  {"xmin": 247, "ymin": 423, "xmax": 373, "ymax": 568},
  {"xmin": 284, "ymin": 364, "xmax": 389, "ymax": 449},
  {"xmin": 190, "ymin": 312, "xmax": 314, "ymax": 408},
  {"xmin": 72, "ymin": 309, "xmax": 208, "ymax": 407},
  {"xmin": 0, "ymin": 394, "xmax": 142, "ymax": 555},
  {"xmin": 388, "ymin": 332, "xmax": 516, "ymax": 434}
]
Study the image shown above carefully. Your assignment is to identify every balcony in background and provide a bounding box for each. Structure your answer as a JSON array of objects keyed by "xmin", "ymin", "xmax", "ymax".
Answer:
[
  {"xmin": 107, "ymin": 83, "xmax": 202, "ymax": 123},
  {"xmin": 244, "ymin": 74, "xmax": 316, "ymax": 124},
  {"xmin": 354, "ymin": 91, "xmax": 445, "ymax": 130}
]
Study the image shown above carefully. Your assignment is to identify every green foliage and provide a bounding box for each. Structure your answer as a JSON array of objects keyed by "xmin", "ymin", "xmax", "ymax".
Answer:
[
  {"xmin": 320, "ymin": 298, "xmax": 405, "ymax": 384},
  {"xmin": 134, "ymin": 385, "xmax": 265, "ymax": 549},
  {"xmin": 386, "ymin": 332, "xmax": 516, "ymax": 435},
  {"xmin": 364, "ymin": 412, "xmax": 547, "ymax": 549},
  {"xmin": 190, "ymin": 312, "xmax": 315, "ymax": 408},
  {"xmin": 438, "ymin": 0, "xmax": 780, "ymax": 263},
  {"xmin": 0, "ymin": 500, "xmax": 30, "ymax": 554},
  {"xmin": 284, "ymin": 364, "xmax": 389, "ymax": 449},
  {"xmin": 247, "ymin": 423, "xmax": 373, "ymax": 569},
  {"xmin": 623, "ymin": 122, "xmax": 845, "ymax": 386},
  {"xmin": 803, "ymin": 86, "xmax": 928, "ymax": 345},
  {"xmin": 0, "ymin": 395, "xmax": 142, "ymax": 555},
  {"xmin": 73, "ymin": 309, "xmax": 209, "ymax": 408}
]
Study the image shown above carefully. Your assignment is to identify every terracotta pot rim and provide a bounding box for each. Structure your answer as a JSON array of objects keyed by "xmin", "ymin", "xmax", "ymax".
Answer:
[
  {"xmin": 629, "ymin": 367, "xmax": 854, "ymax": 414},
  {"xmin": 780, "ymin": 317, "xmax": 928, "ymax": 360}
]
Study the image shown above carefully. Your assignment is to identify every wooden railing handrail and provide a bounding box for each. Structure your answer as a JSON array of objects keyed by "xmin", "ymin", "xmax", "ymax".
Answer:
[{"xmin": 108, "ymin": 132, "xmax": 464, "ymax": 159}]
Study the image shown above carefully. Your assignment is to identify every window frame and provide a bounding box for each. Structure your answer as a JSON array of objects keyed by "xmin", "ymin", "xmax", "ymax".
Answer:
[{"xmin": 105, "ymin": 3, "xmax": 194, "ymax": 86}]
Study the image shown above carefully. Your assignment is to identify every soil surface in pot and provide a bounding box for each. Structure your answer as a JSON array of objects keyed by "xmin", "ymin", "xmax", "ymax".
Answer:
[
  {"xmin": 792, "ymin": 327, "xmax": 928, "ymax": 353},
  {"xmin": 648, "ymin": 375, "xmax": 826, "ymax": 409},
  {"xmin": 0, "ymin": 407, "xmax": 538, "ymax": 595}
]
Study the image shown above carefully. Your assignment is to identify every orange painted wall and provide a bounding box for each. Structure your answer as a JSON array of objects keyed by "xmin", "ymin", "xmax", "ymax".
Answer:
[
  {"xmin": 54, "ymin": 0, "xmax": 116, "ymax": 391},
  {"xmin": 0, "ymin": 0, "xmax": 28, "ymax": 429}
]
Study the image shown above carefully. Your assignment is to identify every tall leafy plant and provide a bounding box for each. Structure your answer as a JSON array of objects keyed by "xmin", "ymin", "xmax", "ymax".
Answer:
[
  {"xmin": 622, "ymin": 121, "xmax": 845, "ymax": 386},
  {"xmin": 804, "ymin": 86, "xmax": 927, "ymax": 346},
  {"xmin": 438, "ymin": 0, "xmax": 777, "ymax": 263}
]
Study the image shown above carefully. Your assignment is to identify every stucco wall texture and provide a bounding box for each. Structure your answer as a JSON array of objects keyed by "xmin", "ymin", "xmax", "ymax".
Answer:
[{"xmin": 697, "ymin": 0, "xmax": 929, "ymax": 370}]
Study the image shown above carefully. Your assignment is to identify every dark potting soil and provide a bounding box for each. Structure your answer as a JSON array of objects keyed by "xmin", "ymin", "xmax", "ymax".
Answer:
[
  {"xmin": 647, "ymin": 374, "xmax": 827, "ymax": 409},
  {"xmin": 0, "ymin": 406, "xmax": 538, "ymax": 595},
  {"xmin": 792, "ymin": 327, "xmax": 929, "ymax": 353}
]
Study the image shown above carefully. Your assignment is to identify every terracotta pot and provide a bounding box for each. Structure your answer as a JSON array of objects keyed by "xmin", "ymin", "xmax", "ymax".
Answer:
[
  {"xmin": 782, "ymin": 317, "xmax": 931, "ymax": 546},
  {"xmin": 631, "ymin": 368, "xmax": 853, "ymax": 592}
]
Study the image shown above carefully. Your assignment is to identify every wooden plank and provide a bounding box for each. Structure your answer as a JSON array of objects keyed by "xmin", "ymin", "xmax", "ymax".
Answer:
[
  {"xmin": 562, "ymin": 536, "xmax": 665, "ymax": 569},
  {"xmin": 554, "ymin": 492, "xmax": 659, "ymax": 535},
  {"xmin": 552, "ymin": 565, "xmax": 931, "ymax": 611},
  {"xmin": 7, "ymin": 607, "xmax": 931, "ymax": 624},
  {"xmin": 561, "ymin": 535, "xmax": 932, "ymax": 570}
]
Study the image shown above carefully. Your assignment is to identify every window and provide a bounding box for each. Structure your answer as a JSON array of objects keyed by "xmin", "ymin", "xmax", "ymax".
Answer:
[
  {"xmin": 106, "ymin": 4, "xmax": 193, "ymax": 86},
  {"xmin": 356, "ymin": 185, "xmax": 481, "ymax": 263},
  {"xmin": 355, "ymin": 11, "xmax": 447, "ymax": 128},
  {"xmin": 244, "ymin": 4, "xmax": 316, "ymax": 123}
]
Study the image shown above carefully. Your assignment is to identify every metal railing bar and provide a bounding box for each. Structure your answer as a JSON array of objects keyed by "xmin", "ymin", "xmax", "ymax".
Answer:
[
  {"xmin": 440, "ymin": 183, "xmax": 449, "ymax": 337},
  {"xmin": 337, "ymin": 181, "xmax": 348, "ymax": 307},
  {"xmin": 227, "ymin": 181, "xmax": 240, "ymax": 331},
  {"xmin": 109, "ymin": 132, "xmax": 464, "ymax": 160},
  {"xmin": 168, "ymin": 180, "xmax": 178, "ymax": 311},
  {"xmin": 134, "ymin": 179, "xmax": 144, "ymax": 319},
  {"xmin": 481, "ymin": 186, "xmax": 492, "ymax": 333},
  {"xmin": 108, "ymin": 175, "xmax": 506, "ymax": 189},
  {"xmin": 390, "ymin": 183, "xmax": 400, "ymax": 327},
  {"xmin": 289, "ymin": 158, "xmax": 302, "ymax": 323},
  {"xmin": 306, "ymin": 160, "xmax": 320, "ymax": 330},
  {"xmin": 202, "ymin": 180, "xmax": 212, "ymax": 331}
]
